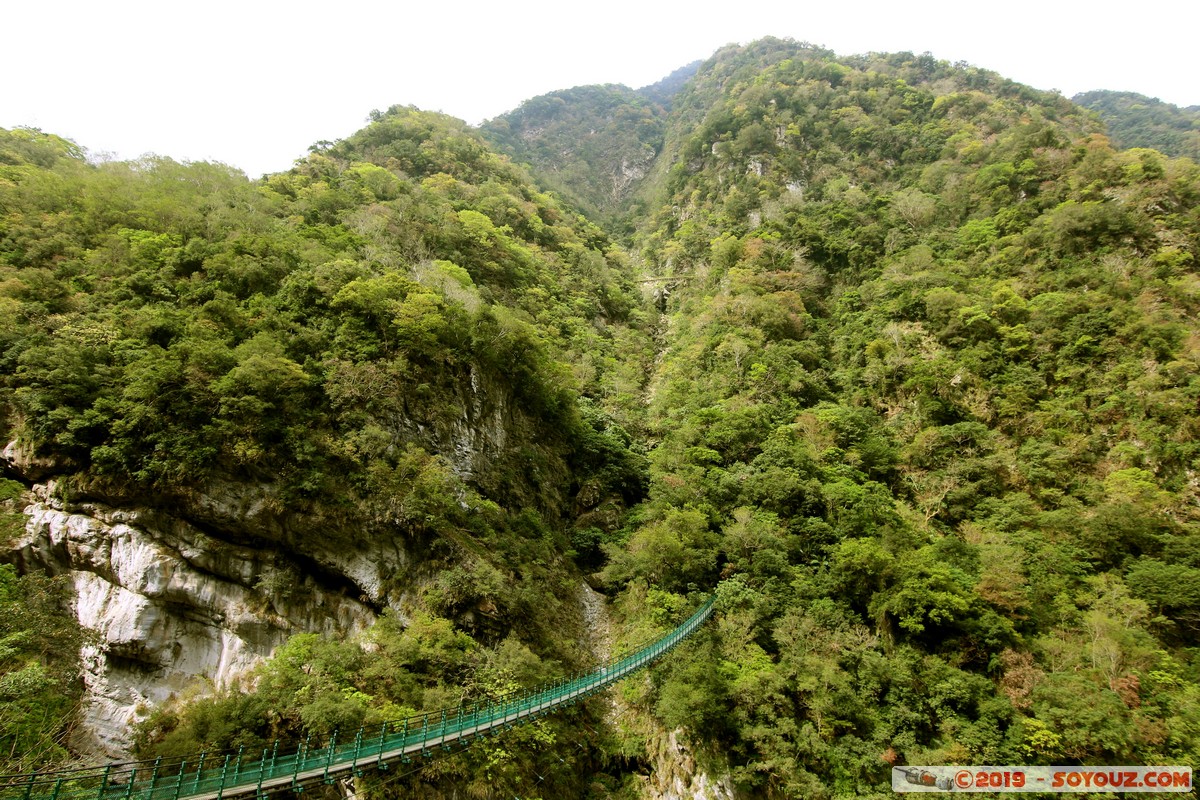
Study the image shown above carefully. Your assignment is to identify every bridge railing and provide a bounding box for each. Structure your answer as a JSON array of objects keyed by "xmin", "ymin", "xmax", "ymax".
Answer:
[{"xmin": 1, "ymin": 595, "xmax": 715, "ymax": 800}]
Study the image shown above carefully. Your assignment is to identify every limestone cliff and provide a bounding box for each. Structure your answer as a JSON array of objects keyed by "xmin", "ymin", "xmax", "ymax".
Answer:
[
  {"xmin": 0, "ymin": 355, "xmax": 581, "ymax": 755},
  {"xmin": 9, "ymin": 481, "xmax": 380, "ymax": 755},
  {"xmin": 642, "ymin": 730, "xmax": 735, "ymax": 800}
]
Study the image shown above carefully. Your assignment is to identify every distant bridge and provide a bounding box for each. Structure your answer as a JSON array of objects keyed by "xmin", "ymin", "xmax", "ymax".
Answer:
[{"xmin": 3, "ymin": 596, "xmax": 716, "ymax": 800}]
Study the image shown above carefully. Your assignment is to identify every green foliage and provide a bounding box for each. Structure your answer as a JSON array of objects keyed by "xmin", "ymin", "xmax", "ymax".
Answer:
[
  {"xmin": 6, "ymin": 37, "xmax": 1200, "ymax": 799},
  {"xmin": 482, "ymin": 85, "xmax": 668, "ymax": 227},
  {"xmin": 0, "ymin": 111, "xmax": 650, "ymax": 518},
  {"xmin": 1074, "ymin": 90, "xmax": 1200, "ymax": 160},
  {"xmin": 0, "ymin": 565, "xmax": 84, "ymax": 773},
  {"xmin": 593, "ymin": 37, "xmax": 1200, "ymax": 796},
  {"xmin": 654, "ymin": 637, "xmax": 730, "ymax": 733},
  {"xmin": 600, "ymin": 508, "xmax": 718, "ymax": 592}
]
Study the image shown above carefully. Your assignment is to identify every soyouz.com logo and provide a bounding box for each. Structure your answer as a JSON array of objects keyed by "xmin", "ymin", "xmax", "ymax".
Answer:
[{"xmin": 892, "ymin": 766, "xmax": 1192, "ymax": 793}]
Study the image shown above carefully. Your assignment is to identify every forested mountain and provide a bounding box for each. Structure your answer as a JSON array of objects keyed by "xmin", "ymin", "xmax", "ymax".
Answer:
[
  {"xmin": 0, "ymin": 115, "xmax": 650, "ymax": 793},
  {"xmin": 606, "ymin": 39, "xmax": 1200, "ymax": 796},
  {"xmin": 1074, "ymin": 90, "xmax": 1200, "ymax": 160},
  {"xmin": 481, "ymin": 85, "xmax": 669, "ymax": 229},
  {"xmin": 3, "ymin": 36, "xmax": 1200, "ymax": 800},
  {"xmin": 635, "ymin": 60, "xmax": 702, "ymax": 107}
]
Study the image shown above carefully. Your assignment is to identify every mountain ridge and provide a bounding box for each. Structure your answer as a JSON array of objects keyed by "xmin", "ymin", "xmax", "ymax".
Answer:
[{"xmin": 1073, "ymin": 89, "xmax": 1200, "ymax": 160}]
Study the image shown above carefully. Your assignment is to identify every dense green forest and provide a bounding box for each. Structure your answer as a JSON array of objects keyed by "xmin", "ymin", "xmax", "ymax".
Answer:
[
  {"xmin": 1075, "ymin": 90, "xmax": 1200, "ymax": 161},
  {"xmin": 0, "ymin": 116, "xmax": 651, "ymax": 796},
  {"xmin": 602, "ymin": 40, "xmax": 1200, "ymax": 796},
  {"xmin": 3, "ymin": 36, "xmax": 1200, "ymax": 799}
]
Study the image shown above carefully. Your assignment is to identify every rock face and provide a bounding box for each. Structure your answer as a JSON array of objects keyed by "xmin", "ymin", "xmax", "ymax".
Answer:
[
  {"xmin": 644, "ymin": 730, "xmax": 735, "ymax": 800},
  {"xmin": 0, "ymin": 357, "xmax": 575, "ymax": 756},
  {"xmin": 579, "ymin": 581, "xmax": 612, "ymax": 665},
  {"xmin": 611, "ymin": 147, "xmax": 658, "ymax": 202},
  {"xmin": 9, "ymin": 481, "xmax": 383, "ymax": 755}
]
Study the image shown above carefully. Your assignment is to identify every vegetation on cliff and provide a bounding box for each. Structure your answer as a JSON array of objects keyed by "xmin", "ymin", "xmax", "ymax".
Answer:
[
  {"xmin": 0, "ymin": 476, "xmax": 82, "ymax": 773},
  {"xmin": 482, "ymin": 85, "xmax": 669, "ymax": 230},
  {"xmin": 0, "ymin": 114, "xmax": 648, "ymax": 788},
  {"xmin": 3, "ymin": 35, "xmax": 1200, "ymax": 799}
]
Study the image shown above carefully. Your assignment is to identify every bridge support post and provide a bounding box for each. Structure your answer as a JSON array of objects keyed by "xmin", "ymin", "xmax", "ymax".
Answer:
[
  {"xmin": 148, "ymin": 757, "xmax": 162, "ymax": 797},
  {"xmin": 193, "ymin": 753, "xmax": 207, "ymax": 793},
  {"xmin": 172, "ymin": 760, "xmax": 188, "ymax": 800},
  {"xmin": 291, "ymin": 736, "xmax": 309, "ymax": 791},
  {"xmin": 351, "ymin": 728, "xmax": 363, "ymax": 774},
  {"xmin": 326, "ymin": 732, "xmax": 338, "ymax": 783},
  {"xmin": 96, "ymin": 765, "xmax": 111, "ymax": 800},
  {"xmin": 257, "ymin": 748, "xmax": 268, "ymax": 796},
  {"xmin": 375, "ymin": 723, "xmax": 388, "ymax": 770},
  {"xmin": 216, "ymin": 754, "xmax": 231, "ymax": 800}
]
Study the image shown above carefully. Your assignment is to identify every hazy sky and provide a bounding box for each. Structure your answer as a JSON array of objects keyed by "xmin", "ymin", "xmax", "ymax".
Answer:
[{"xmin": 4, "ymin": 0, "xmax": 1196, "ymax": 177}]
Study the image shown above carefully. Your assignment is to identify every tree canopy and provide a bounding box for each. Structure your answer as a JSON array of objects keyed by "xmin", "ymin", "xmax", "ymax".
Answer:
[{"xmin": 3, "ymin": 37, "xmax": 1200, "ymax": 799}]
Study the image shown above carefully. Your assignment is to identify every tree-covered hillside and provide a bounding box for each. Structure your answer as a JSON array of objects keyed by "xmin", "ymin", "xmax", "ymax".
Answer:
[
  {"xmin": 635, "ymin": 61, "xmax": 702, "ymax": 108},
  {"xmin": 1074, "ymin": 90, "xmax": 1200, "ymax": 161},
  {"xmin": 597, "ymin": 38, "xmax": 1200, "ymax": 797},
  {"xmin": 3, "ymin": 36, "xmax": 1200, "ymax": 800},
  {"xmin": 481, "ymin": 85, "xmax": 669, "ymax": 231},
  {"xmin": 1, "ymin": 113, "xmax": 647, "ymax": 513},
  {"xmin": 0, "ymin": 114, "xmax": 651, "ymax": 792}
]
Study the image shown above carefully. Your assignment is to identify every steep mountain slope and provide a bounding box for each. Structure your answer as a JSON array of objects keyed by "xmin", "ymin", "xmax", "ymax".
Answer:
[
  {"xmin": 594, "ymin": 38, "xmax": 1200, "ymax": 797},
  {"xmin": 0, "ymin": 113, "xmax": 649, "ymax": 782},
  {"xmin": 1074, "ymin": 90, "xmax": 1200, "ymax": 160},
  {"xmin": 479, "ymin": 63, "xmax": 702, "ymax": 238},
  {"xmin": 636, "ymin": 61, "xmax": 702, "ymax": 107},
  {"xmin": 481, "ymin": 85, "xmax": 669, "ymax": 230}
]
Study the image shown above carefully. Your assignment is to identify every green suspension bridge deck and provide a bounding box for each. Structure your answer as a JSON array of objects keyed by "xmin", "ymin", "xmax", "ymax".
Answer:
[{"xmin": 3, "ymin": 595, "xmax": 716, "ymax": 800}]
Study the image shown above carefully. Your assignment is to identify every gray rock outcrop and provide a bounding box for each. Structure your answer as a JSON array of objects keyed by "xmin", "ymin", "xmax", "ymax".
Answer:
[{"xmin": 10, "ymin": 482, "xmax": 381, "ymax": 755}]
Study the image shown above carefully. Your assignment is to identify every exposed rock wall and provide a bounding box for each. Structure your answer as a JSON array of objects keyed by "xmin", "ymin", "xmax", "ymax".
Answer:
[
  {"xmin": 10, "ymin": 483, "xmax": 380, "ymax": 755},
  {"xmin": 0, "ymin": 355, "xmax": 576, "ymax": 756},
  {"xmin": 579, "ymin": 581, "xmax": 612, "ymax": 665},
  {"xmin": 643, "ymin": 730, "xmax": 735, "ymax": 800}
]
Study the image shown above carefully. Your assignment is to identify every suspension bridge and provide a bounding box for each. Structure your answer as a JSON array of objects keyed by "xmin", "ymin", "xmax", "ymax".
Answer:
[{"xmin": 3, "ymin": 595, "xmax": 716, "ymax": 800}]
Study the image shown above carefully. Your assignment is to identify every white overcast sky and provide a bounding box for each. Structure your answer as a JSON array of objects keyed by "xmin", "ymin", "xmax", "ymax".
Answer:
[{"xmin": 3, "ymin": 0, "xmax": 1196, "ymax": 178}]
